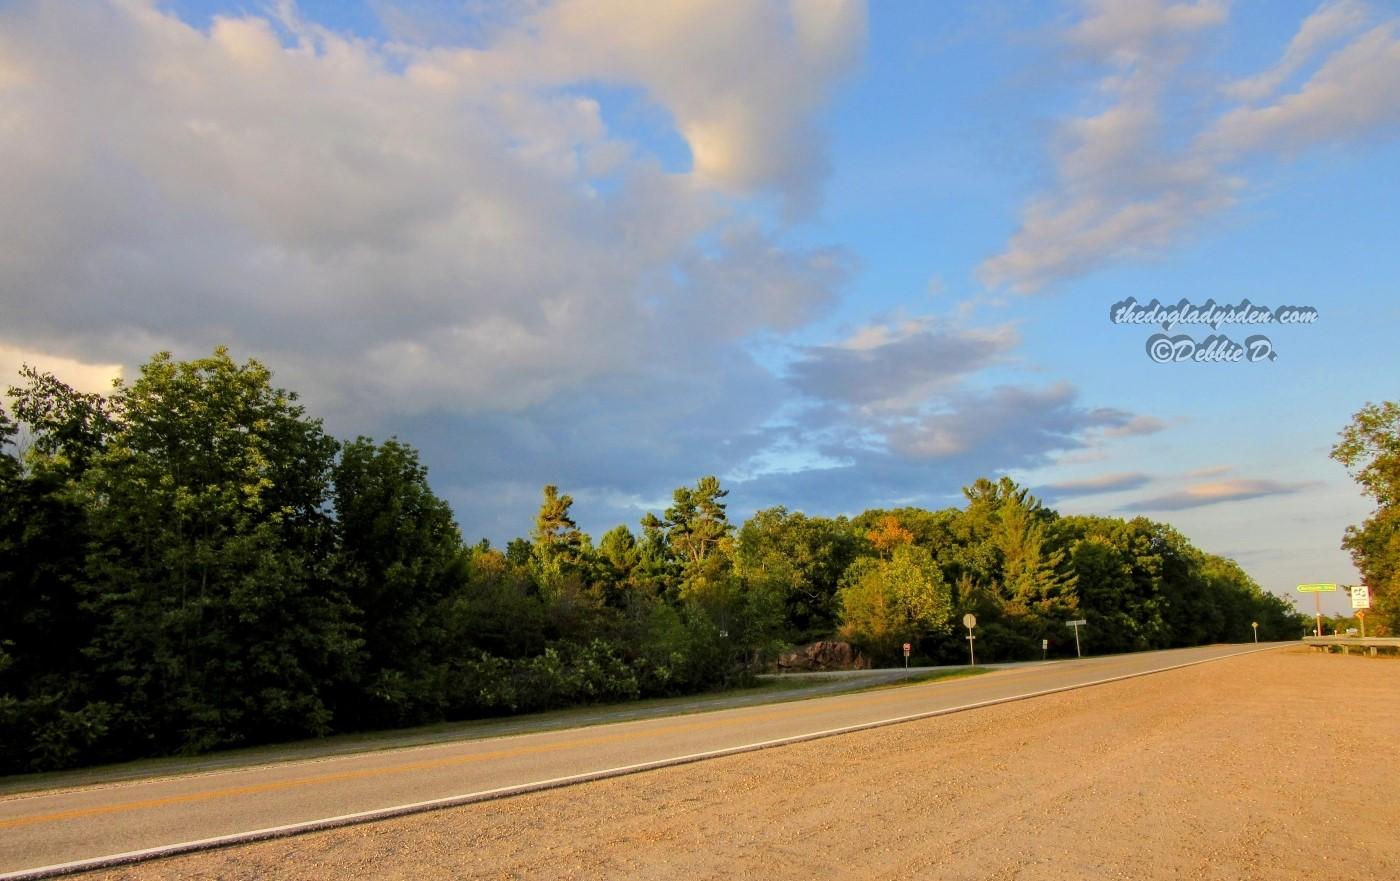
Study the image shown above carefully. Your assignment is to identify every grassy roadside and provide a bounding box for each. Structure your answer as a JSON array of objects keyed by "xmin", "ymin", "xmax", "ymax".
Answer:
[{"xmin": 0, "ymin": 666, "xmax": 990, "ymax": 798}]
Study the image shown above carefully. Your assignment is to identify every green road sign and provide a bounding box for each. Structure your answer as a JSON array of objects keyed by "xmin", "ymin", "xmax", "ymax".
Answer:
[{"xmin": 1296, "ymin": 583, "xmax": 1338, "ymax": 592}]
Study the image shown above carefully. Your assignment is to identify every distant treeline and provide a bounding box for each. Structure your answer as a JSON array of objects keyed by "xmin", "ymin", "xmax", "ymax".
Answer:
[{"xmin": 0, "ymin": 349, "xmax": 1303, "ymax": 774}]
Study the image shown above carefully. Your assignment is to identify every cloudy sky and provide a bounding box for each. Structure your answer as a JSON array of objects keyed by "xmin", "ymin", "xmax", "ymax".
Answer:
[{"xmin": 3, "ymin": 0, "xmax": 1398, "ymax": 614}]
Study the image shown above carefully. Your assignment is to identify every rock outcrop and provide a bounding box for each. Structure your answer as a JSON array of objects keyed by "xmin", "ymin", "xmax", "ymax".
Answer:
[{"xmin": 775, "ymin": 640, "xmax": 870, "ymax": 672}]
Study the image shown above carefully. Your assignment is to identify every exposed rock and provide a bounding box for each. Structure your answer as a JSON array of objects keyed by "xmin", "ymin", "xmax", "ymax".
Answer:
[{"xmin": 775, "ymin": 640, "xmax": 870, "ymax": 672}]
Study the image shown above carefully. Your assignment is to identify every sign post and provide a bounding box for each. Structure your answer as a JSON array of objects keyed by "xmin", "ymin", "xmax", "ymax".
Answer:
[
  {"xmin": 963, "ymin": 613, "xmax": 977, "ymax": 666},
  {"xmin": 1251, "ymin": 621, "xmax": 1258, "ymax": 643},
  {"xmin": 1349, "ymin": 584, "xmax": 1371, "ymax": 640},
  {"xmin": 1065, "ymin": 619, "xmax": 1087, "ymax": 658},
  {"xmin": 1041, "ymin": 638, "xmax": 1048, "ymax": 660},
  {"xmin": 1297, "ymin": 583, "xmax": 1338, "ymax": 637},
  {"xmin": 903, "ymin": 641, "xmax": 911, "ymax": 669}
]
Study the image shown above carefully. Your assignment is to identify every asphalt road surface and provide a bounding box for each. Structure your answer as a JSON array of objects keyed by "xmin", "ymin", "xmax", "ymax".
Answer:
[{"xmin": 0, "ymin": 643, "xmax": 1283, "ymax": 878}]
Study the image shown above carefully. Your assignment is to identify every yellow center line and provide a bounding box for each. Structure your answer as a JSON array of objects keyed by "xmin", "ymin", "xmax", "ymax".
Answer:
[{"xmin": 0, "ymin": 673, "xmax": 1006, "ymax": 832}]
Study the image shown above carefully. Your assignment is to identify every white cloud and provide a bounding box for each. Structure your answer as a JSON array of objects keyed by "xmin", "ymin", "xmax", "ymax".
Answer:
[
  {"xmin": 1069, "ymin": 0, "xmax": 1226, "ymax": 65},
  {"xmin": 1223, "ymin": 0, "xmax": 1369, "ymax": 103},
  {"xmin": 1206, "ymin": 22, "xmax": 1400, "ymax": 155},
  {"xmin": 981, "ymin": 0, "xmax": 1400, "ymax": 293},
  {"xmin": 0, "ymin": 0, "xmax": 861, "ymax": 423},
  {"xmin": 406, "ymin": 0, "xmax": 866, "ymax": 212}
]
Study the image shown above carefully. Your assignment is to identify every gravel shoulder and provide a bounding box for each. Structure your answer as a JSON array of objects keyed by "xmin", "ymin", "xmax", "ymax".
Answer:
[{"xmin": 80, "ymin": 647, "xmax": 1397, "ymax": 881}]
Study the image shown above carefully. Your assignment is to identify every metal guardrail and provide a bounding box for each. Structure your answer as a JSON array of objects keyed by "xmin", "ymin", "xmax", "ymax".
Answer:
[
  {"xmin": 1302, "ymin": 637, "xmax": 1400, "ymax": 654},
  {"xmin": 1302, "ymin": 637, "xmax": 1400, "ymax": 646}
]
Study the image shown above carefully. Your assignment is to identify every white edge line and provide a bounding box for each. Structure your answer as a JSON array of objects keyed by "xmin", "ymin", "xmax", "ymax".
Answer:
[{"xmin": 1, "ymin": 644, "xmax": 1283, "ymax": 880}]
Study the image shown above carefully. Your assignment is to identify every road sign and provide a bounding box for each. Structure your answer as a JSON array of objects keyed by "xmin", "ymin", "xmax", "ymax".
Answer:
[
  {"xmin": 1065, "ymin": 619, "xmax": 1086, "ymax": 658},
  {"xmin": 1297, "ymin": 584, "xmax": 1337, "ymax": 636},
  {"xmin": 903, "ymin": 642, "xmax": 911, "ymax": 655},
  {"xmin": 1351, "ymin": 584, "xmax": 1371, "ymax": 609},
  {"xmin": 962, "ymin": 613, "xmax": 977, "ymax": 629}
]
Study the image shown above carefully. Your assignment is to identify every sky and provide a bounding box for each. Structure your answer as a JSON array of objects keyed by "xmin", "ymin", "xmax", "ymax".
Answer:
[{"xmin": 3, "ymin": 0, "xmax": 1398, "ymax": 616}]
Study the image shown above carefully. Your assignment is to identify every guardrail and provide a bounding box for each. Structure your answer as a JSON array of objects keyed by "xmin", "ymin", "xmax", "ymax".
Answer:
[{"xmin": 1302, "ymin": 637, "xmax": 1400, "ymax": 655}]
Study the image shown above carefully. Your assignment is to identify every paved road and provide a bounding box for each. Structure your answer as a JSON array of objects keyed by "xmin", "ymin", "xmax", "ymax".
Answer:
[{"xmin": 0, "ymin": 643, "xmax": 1283, "ymax": 878}]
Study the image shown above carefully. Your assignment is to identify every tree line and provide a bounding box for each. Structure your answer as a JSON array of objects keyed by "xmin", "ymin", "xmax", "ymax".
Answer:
[{"xmin": 0, "ymin": 349, "xmax": 1302, "ymax": 774}]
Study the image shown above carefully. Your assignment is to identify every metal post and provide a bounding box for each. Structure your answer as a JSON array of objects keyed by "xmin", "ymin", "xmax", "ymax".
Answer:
[
  {"xmin": 1360, "ymin": 612, "xmax": 1366, "ymax": 640},
  {"xmin": 1073, "ymin": 623, "xmax": 1082, "ymax": 658},
  {"xmin": 966, "ymin": 625, "xmax": 976, "ymax": 666},
  {"xmin": 1252, "ymin": 621, "xmax": 1258, "ymax": 643},
  {"xmin": 1314, "ymin": 592, "xmax": 1322, "ymax": 638}
]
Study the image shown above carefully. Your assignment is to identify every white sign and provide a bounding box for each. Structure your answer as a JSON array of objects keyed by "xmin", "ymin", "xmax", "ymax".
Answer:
[
  {"xmin": 1351, "ymin": 584, "xmax": 1371, "ymax": 610},
  {"xmin": 962, "ymin": 613, "xmax": 977, "ymax": 629},
  {"xmin": 1066, "ymin": 619, "xmax": 1087, "ymax": 627}
]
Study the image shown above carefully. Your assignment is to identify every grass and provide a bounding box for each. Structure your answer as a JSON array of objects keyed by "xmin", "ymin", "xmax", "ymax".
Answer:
[{"xmin": 0, "ymin": 665, "xmax": 990, "ymax": 798}]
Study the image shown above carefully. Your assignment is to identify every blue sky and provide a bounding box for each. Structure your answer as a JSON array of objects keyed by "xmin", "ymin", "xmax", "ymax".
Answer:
[{"xmin": 3, "ymin": 0, "xmax": 1398, "ymax": 615}]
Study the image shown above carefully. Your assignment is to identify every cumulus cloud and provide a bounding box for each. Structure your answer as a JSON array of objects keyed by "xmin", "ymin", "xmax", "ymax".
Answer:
[
  {"xmin": 0, "ymin": 0, "xmax": 860, "ymax": 419},
  {"xmin": 410, "ymin": 0, "xmax": 867, "ymax": 212},
  {"xmin": 1121, "ymin": 478, "xmax": 1316, "ymax": 511},
  {"xmin": 981, "ymin": 0, "xmax": 1400, "ymax": 293},
  {"xmin": 0, "ymin": 0, "xmax": 1167, "ymax": 539}
]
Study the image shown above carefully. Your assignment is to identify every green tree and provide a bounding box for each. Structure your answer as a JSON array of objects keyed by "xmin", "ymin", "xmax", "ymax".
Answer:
[
  {"xmin": 1, "ymin": 401, "xmax": 113, "ymax": 772},
  {"xmin": 657, "ymin": 476, "xmax": 732, "ymax": 566},
  {"xmin": 1331, "ymin": 401, "xmax": 1400, "ymax": 634},
  {"xmin": 7, "ymin": 365, "xmax": 117, "ymax": 477},
  {"xmin": 332, "ymin": 437, "xmax": 465, "ymax": 726},
  {"xmin": 838, "ymin": 544, "xmax": 952, "ymax": 660},
  {"xmin": 735, "ymin": 507, "xmax": 861, "ymax": 640},
  {"xmin": 532, "ymin": 485, "xmax": 584, "ymax": 559},
  {"xmin": 79, "ymin": 349, "xmax": 358, "ymax": 755}
]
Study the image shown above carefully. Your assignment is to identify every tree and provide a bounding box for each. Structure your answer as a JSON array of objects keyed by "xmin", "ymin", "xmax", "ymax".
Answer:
[
  {"xmin": 657, "ymin": 476, "xmax": 731, "ymax": 565},
  {"xmin": 1332, "ymin": 401, "xmax": 1400, "ymax": 634},
  {"xmin": 79, "ymin": 349, "xmax": 358, "ymax": 755},
  {"xmin": 1, "ymin": 400, "xmax": 113, "ymax": 771},
  {"xmin": 532, "ymin": 485, "xmax": 584, "ymax": 556},
  {"xmin": 866, "ymin": 514, "xmax": 914, "ymax": 556},
  {"xmin": 993, "ymin": 499, "xmax": 1078, "ymax": 623},
  {"xmin": 332, "ymin": 437, "xmax": 464, "ymax": 726},
  {"xmin": 735, "ymin": 508, "xmax": 861, "ymax": 640},
  {"xmin": 838, "ymin": 544, "xmax": 952, "ymax": 660},
  {"xmin": 6, "ymin": 365, "xmax": 116, "ymax": 477}
]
